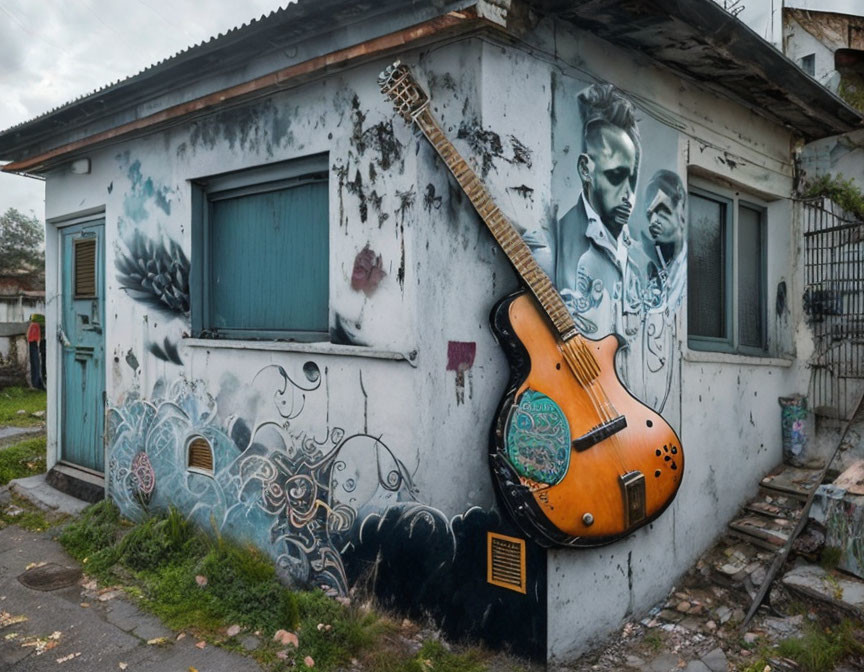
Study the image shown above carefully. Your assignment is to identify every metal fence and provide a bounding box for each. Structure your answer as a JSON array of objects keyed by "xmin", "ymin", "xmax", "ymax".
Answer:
[{"xmin": 803, "ymin": 198, "xmax": 864, "ymax": 419}]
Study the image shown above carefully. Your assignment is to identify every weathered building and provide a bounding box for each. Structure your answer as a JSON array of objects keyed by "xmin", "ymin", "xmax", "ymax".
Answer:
[{"xmin": 0, "ymin": 0, "xmax": 861, "ymax": 662}]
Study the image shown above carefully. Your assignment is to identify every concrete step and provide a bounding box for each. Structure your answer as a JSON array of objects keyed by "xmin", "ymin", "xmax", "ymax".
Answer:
[
  {"xmin": 8, "ymin": 473, "xmax": 90, "ymax": 515},
  {"xmin": 782, "ymin": 563, "xmax": 864, "ymax": 619}
]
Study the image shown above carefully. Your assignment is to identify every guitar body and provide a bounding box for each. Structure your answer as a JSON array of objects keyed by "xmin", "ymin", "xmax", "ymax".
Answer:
[{"xmin": 490, "ymin": 291, "xmax": 683, "ymax": 547}]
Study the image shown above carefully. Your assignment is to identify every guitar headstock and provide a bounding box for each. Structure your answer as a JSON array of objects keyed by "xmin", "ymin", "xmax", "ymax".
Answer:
[{"xmin": 378, "ymin": 61, "xmax": 429, "ymax": 123}]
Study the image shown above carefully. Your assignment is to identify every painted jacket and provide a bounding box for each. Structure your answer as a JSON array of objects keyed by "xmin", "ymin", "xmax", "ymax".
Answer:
[{"xmin": 524, "ymin": 194, "xmax": 645, "ymax": 338}]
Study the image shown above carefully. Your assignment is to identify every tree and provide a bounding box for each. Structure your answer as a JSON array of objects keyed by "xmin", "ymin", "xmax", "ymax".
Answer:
[{"xmin": 0, "ymin": 208, "xmax": 44, "ymax": 275}]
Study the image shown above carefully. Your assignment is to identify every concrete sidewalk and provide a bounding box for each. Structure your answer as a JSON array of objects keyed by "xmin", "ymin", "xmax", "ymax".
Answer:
[{"xmin": 0, "ymin": 526, "xmax": 261, "ymax": 671}]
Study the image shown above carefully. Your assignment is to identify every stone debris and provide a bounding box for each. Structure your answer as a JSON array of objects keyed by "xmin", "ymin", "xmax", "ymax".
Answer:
[{"xmin": 560, "ymin": 461, "xmax": 864, "ymax": 671}]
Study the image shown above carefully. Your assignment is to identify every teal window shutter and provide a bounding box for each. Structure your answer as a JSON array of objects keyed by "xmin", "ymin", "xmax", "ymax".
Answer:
[{"xmin": 196, "ymin": 162, "xmax": 329, "ymax": 340}]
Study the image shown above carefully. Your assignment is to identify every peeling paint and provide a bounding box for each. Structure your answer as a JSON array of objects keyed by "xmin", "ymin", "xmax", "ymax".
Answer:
[
  {"xmin": 456, "ymin": 118, "xmax": 532, "ymax": 176},
  {"xmin": 423, "ymin": 183, "xmax": 443, "ymax": 212}
]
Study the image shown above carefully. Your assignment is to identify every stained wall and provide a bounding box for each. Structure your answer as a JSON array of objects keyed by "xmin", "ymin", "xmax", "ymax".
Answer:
[{"xmin": 42, "ymin": 17, "xmax": 809, "ymax": 663}]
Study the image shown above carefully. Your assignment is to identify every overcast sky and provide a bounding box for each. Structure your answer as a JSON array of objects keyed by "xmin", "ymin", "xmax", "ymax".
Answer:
[{"xmin": 0, "ymin": 0, "xmax": 289, "ymax": 220}]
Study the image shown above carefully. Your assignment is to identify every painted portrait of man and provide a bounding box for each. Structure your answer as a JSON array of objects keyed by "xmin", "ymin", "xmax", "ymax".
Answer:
[
  {"xmin": 526, "ymin": 83, "xmax": 647, "ymax": 338},
  {"xmin": 643, "ymin": 169, "xmax": 687, "ymax": 312}
]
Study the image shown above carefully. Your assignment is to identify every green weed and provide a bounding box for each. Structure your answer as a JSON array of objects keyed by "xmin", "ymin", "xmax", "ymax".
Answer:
[
  {"xmin": 776, "ymin": 620, "xmax": 864, "ymax": 672},
  {"xmin": 56, "ymin": 506, "xmax": 503, "ymax": 672},
  {"xmin": 643, "ymin": 631, "xmax": 664, "ymax": 652},
  {"xmin": 0, "ymin": 387, "xmax": 46, "ymax": 427},
  {"xmin": 820, "ymin": 546, "xmax": 843, "ymax": 570},
  {"xmin": 0, "ymin": 493, "xmax": 63, "ymax": 532},
  {"xmin": 57, "ymin": 499, "xmax": 123, "ymax": 561},
  {"xmin": 196, "ymin": 538, "xmax": 299, "ymax": 634},
  {"xmin": 117, "ymin": 507, "xmax": 205, "ymax": 571},
  {"xmin": 415, "ymin": 640, "xmax": 489, "ymax": 672},
  {"xmin": 0, "ymin": 436, "xmax": 46, "ymax": 486},
  {"xmin": 803, "ymin": 173, "xmax": 864, "ymax": 221}
]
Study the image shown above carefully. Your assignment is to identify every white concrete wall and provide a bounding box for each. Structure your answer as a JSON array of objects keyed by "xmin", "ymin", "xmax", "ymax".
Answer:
[
  {"xmin": 42, "ymin": 20, "xmax": 808, "ymax": 663},
  {"xmin": 0, "ymin": 298, "xmax": 45, "ymax": 323}
]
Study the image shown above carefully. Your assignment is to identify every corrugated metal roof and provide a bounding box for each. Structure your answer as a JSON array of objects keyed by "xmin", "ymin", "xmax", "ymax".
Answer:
[{"xmin": 0, "ymin": 0, "xmax": 861, "ymax": 168}]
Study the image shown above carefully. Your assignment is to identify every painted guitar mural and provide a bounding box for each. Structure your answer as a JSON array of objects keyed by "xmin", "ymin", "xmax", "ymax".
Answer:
[{"xmin": 379, "ymin": 62, "xmax": 683, "ymax": 547}]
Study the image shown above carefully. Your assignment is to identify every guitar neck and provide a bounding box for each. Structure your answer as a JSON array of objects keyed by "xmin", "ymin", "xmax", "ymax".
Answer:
[{"xmin": 413, "ymin": 108, "xmax": 576, "ymax": 340}]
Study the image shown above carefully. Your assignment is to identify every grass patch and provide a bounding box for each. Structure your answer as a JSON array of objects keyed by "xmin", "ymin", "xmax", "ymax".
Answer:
[
  {"xmin": 57, "ymin": 503, "xmax": 511, "ymax": 672},
  {"xmin": 0, "ymin": 436, "xmax": 46, "ymax": 486},
  {"xmin": 0, "ymin": 386, "xmax": 46, "ymax": 427},
  {"xmin": 643, "ymin": 630, "xmax": 664, "ymax": 652},
  {"xmin": 0, "ymin": 493, "xmax": 64, "ymax": 532},
  {"xmin": 58, "ymin": 499, "xmax": 124, "ymax": 570},
  {"xmin": 775, "ymin": 620, "xmax": 864, "ymax": 672},
  {"xmin": 820, "ymin": 546, "xmax": 843, "ymax": 570}
]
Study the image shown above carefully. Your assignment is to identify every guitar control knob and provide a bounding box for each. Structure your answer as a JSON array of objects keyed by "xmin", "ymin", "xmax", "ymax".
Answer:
[{"xmin": 582, "ymin": 513, "xmax": 594, "ymax": 526}]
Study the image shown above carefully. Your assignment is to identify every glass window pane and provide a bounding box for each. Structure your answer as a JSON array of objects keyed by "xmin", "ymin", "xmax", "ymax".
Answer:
[
  {"xmin": 688, "ymin": 193, "xmax": 726, "ymax": 339},
  {"xmin": 209, "ymin": 180, "xmax": 329, "ymax": 334},
  {"xmin": 738, "ymin": 204, "xmax": 764, "ymax": 348}
]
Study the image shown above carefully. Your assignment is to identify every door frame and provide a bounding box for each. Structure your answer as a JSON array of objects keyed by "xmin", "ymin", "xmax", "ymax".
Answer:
[{"xmin": 46, "ymin": 207, "xmax": 106, "ymax": 477}]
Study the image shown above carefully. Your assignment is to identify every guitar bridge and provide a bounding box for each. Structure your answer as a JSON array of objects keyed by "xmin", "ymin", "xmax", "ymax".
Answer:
[{"xmin": 619, "ymin": 471, "xmax": 646, "ymax": 529}]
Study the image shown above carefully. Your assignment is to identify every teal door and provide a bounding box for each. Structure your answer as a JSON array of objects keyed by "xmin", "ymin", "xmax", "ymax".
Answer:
[{"xmin": 61, "ymin": 220, "xmax": 105, "ymax": 472}]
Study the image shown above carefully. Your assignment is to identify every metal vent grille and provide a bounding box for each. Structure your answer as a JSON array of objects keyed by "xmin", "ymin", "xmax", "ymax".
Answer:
[
  {"xmin": 487, "ymin": 532, "xmax": 526, "ymax": 594},
  {"xmin": 74, "ymin": 239, "xmax": 97, "ymax": 298},
  {"xmin": 187, "ymin": 436, "xmax": 214, "ymax": 473}
]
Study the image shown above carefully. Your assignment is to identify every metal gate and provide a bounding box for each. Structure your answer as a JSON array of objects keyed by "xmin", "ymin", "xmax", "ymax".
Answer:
[{"xmin": 803, "ymin": 198, "xmax": 864, "ymax": 419}]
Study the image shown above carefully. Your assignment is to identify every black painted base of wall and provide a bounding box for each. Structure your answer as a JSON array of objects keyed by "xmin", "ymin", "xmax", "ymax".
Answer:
[
  {"xmin": 341, "ymin": 506, "xmax": 547, "ymax": 662},
  {"xmin": 46, "ymin": 466, "xmax": 105, "ymax": 503}
]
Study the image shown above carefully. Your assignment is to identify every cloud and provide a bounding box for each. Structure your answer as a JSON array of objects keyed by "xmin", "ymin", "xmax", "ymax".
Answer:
[{"xmin": 0, "ymin": 0, "xmax": 290, "ymax": 216}]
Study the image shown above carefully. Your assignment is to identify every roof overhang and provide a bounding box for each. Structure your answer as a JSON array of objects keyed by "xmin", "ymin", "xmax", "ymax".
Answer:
[
  {"xmin": 1, "ymin": 0, "xmax": 861, "ymax": 174},
  {"xmin": 530, "ymin": 0, "xmax": 862, "ymax": 141}
]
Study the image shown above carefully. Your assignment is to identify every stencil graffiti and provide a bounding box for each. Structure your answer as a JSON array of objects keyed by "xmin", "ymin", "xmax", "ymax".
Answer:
[{"xmin": 115, "ymin": 230, "xmax": 190, "ymax": 317}]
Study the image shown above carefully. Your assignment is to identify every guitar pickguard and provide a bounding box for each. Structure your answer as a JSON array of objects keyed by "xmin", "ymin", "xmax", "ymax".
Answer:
[{"xmin": 505, "ymin": 389, "xmax": 570, "ymax": 486}]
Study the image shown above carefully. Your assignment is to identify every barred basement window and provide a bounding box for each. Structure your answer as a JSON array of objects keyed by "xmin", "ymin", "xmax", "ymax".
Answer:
[{"xmin": 187, "ymin": 436, "xmax": 214, "ymax": 475}]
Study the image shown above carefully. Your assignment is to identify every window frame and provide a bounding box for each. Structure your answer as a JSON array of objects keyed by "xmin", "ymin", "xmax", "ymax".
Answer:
[
  {"xmin": 190, "ymin": 154, "xmax": 330, "ymax": 342},
  {"xmin": 687, "ymin": 180, "xmax": 768, "ymax": 356}
]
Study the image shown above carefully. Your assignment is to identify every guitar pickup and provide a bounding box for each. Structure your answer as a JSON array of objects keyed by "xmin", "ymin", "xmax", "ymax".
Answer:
[{"xmin": 571, "ymin": 415, "xmax": 628, "ymax": 452}]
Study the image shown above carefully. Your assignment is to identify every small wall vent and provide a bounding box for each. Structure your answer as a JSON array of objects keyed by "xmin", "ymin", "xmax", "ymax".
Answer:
[
  {"xmin": 487, "ymin": 532, "xmax": 526, "ymax": 594},
  {"xmin": 187, "ymin": 436, "xmax": 214, "ymax": 474},
  {"xmin": 74, "ymin": 238, "xmax": 97, "ymax": 298}
]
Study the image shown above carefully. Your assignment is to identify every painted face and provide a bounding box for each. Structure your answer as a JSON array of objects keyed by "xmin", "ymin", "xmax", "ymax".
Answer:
[
  {"xmin": 581, "ymin": 124, "xmax": 638, "ymax": 231},
  {"xmin": 647, "ymin": 189, "xmax": 685, "ymax": 246}
]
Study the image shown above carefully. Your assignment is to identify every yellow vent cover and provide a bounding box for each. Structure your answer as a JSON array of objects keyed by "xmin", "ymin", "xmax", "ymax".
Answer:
[{"xmin": 487, "ymin": 532, "xmax": 526, "ymax": 594}]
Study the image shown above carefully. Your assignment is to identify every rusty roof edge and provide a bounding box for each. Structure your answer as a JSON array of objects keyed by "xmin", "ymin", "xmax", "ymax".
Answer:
[{"xmin": 0, "ymin": 0, "xmax": 479, "ymax": 160}]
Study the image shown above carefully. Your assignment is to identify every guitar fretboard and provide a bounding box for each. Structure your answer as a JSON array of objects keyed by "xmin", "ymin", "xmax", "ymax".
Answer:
[{"xmin": 413, "ymin": 108, "xmax": 576, "ymax": 339}]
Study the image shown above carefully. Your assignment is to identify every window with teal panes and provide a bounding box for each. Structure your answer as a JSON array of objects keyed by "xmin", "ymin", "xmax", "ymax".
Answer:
[{"xmin": 192, "ymin": 155, "xmax": 329, "ymax": 341}]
